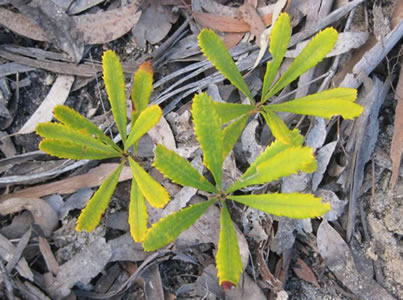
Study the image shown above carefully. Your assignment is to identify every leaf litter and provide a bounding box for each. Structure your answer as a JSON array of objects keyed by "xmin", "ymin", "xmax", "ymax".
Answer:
[{"xmin": 0, "ymin": 0, "xmax": 402, "ymax": 298}]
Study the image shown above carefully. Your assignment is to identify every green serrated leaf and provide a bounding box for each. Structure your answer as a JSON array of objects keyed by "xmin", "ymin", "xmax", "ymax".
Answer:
[
  {"xmin": 125, "ymin": 105, "xmax": 162, "ymax": 150},
  {"xmin": 261, "ymin": 13, "xmax": 291, "ymax": 103},
  {"xmin": 131, "ymin": 61, "xmax": 153, "ymax": 123},
  {"xmin": 143, "ymin": 199, "xmax": 216, "ymax": 251},
  {"xmin": 39, "ymin": 139, "xmax": 120, "ymax": 160},
  {"xmin": 129, "ymin": 157, "xmax": 169, "ymax": 208},
  {"xmin": 154, "ymin": 144, "xmax": 217, "ymax": 193},
  {"xmin": 268, "ymin": 88, "xmax": 363, "ymax": 119},
  {"xmin": 103, "ymin": 50, "xmax": 127, "ymax": 144},
  {"xmin": 53, "ymin": 105, "xmax": 120, "ymax": 152},
  {"xmin": 229, "ymin": 193, "xmax": 330, "ymax": 218},
  {"xmin": 261, "ymin": 109, "xmax": 293, "ymax": 145},
  {"xmin": 36, "ymin": 122, "xmax": 120, "ymax": 155},
  {"xmin": 76, "ymin": 163, "xmax": 124, "ymax": 232},
  {"xmin": 212, "ymin": 102, "xmax": 254, "ymax": 124},
  {"xmin": 192, "ymin": 93, "xmax": 224, "ymax": 188},
  {"xmin": 222, "ymin": 114, "xmax": 249, "ymax": 159},
  {"xmin": 227, "ymin": 146, "xmax": 316, "ymax": 192},
  {"xmin": 266, "ymin": 28, "xmax": 338, "ymax": 99},
  {"xmin": 199, "ymin": 29, "xmax": 253, "ymax": 102},
  {"xmin": 129, "ymin": 179, "xmax": 148, "ymax": 242},
  {"xmin": 216, "ymin": 202, "xmax": 243, "ymax": 287},
  {"xmin": 236, "ymin": 128, "xmax": 303, "ymax": 182}
]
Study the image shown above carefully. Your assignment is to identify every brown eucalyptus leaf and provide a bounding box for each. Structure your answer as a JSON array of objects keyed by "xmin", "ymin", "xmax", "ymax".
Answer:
[{"xmin": 292, "ymin": 258, "xmax": 320, "ymax": 288}]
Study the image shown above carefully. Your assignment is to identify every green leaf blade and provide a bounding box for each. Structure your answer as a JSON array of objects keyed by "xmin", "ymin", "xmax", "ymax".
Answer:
[
  {"xmin": 129, "ymin": 179, "xmax": 148, "ymax": 242},
  {"xmin": 192, "ymin": 93, "xmax": 224, "ymax": 188},
  {"xmin": 131, "ymin": 61, "xmax": 153, "ymax": 123},
  {"xmin": 199, "ymin": 29, "xmax": 253, "ymax": 101},
  {"xmin": 53, "ymin": 105, "xmax": 120, "ymax": 151},
  {"xmin": 76, "ymin": 163, "xmax": 124, "ymax": 232},
  {"xmin": 262, "ymin": 13, "xmax": 291, "ymax": 102},
  {"xmin": 36, "ymin": 122, "xmax": 120, "ymax": 155},
  {"xmin": 262, "ymin": 109, "xmax": 293, "ymax": 145},
  {"xmin": 103, "ymin": 50, "xmax": 127, "ymax": 144},
  {"xmin": 227, "ymin": 146, "xmax": 316, "ymax": 192},
  {"xmin": 216, "ymin": 202, "xmax": 243, "ymax": 289},
  {"xmin": 154, "ymin": 144, "xmax": 217, "ymax": 193},
  {"xmin": 267, "ymin": 28, "xmax": 338, "ymax": 99},
  {"xmin": 129, "ymin": 157, "xmax": 169, "ymax": 208},
  {"xmin": 39, "ymin": 139, "xmax": 120, "ymax": 160},
  {"xmin": 125, "ymin": 105, "xmax": 162, "ymax": 150},
  {"xmin": 268, "ymin": 88, "xmax": 363, "ymax": 119},
  {"xmin": 143, "ymin": 199, "xmax": 216, "ymax": 251},
  {"xmin": 222, "ymin": 114, "xmax": 249, "ymax": 159},
  {"xmin": 212, "ymin": 102, "xmax": 254, "ymax": 124},
  {"xmin": 229, "ymin": 193, "xmax": 330, "ymax": 219}
]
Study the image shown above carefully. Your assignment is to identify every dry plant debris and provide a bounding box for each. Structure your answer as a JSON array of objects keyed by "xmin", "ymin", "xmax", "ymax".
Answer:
[{"xmin": 0, "ymin": 0, "xmax": 402, "ymax": 299}]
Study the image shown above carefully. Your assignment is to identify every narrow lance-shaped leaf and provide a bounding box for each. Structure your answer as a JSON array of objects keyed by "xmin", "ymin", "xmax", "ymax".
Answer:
[
  {"xmin": 222, "ymin": 114, "xmax": 249, "ymax": 159},
  {"xmin": 266, "ymin": 28, "xmax": 338, "ymax": 99},
  {"xmin": 261, "ymin": 13, "xmax": 291, "ymax": 103},
  {"xmin": 261, "ymin": 109, "xmax": 293, "ymax": 145},
  {"xmin": 131, "ymin": 61, "xmax": 153, "ymax": 123},
  {"xmin": 36, "ymin": 122, "xmax": 120, "ymax": 155},
  {"xmin": 212, "ymin": 102, "xmax": 254, "ymax": 124},
  {"xmin": 227, "ymin": 146, "xmax": 317, "ymax": 193},
  {"xmin": 129, "ymin": 157, "xmax": 169, "ymax": 208},
  {"xmin": 229, "ymin": 193, "xmax": 330, "ymax": 219},
  {"xmin": 268, "ymin": 88, "xmax": 363, "ymax": 119},
  {"xmin": 154, "ymin": 144, "xmax": 217, "ymax": 193},
  {"xmin": 103, "ymin": 50, "xmax": 127, "ymax": 144},
  {"xmin": 216, "ymin": 201, "xmax": 243, "ymax": 289},
  {"xmin": 192, "ymin": 93, "xmax": 224, "ymax": 188},
  {"xmin": 129, "ymin": 179, "xmax": 148, "ymax": 242},
  {"xmin": 125, "ymin": 105, "xmax": 162, "ymax": 150},
  {"xmin": 199, "ymin": 29, "xmax": 254, "ymax": 102},
  {"xmin": 143, "ymin": 199, "xmax": 216, "ymax": 251},
  {"xmin": 39, "ymin": 139, "xmax": 120, "ymax": 160},
  {"xmin": 53, "ymin": 105, "xmax": 121, "ymax": 152},
  {"xmin": 76, "ymin": 163, "xmax": 124, "ymax": 232}
]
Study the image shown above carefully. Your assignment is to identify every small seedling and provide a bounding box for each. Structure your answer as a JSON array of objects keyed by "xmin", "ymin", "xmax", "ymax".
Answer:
[
  {"xmin": 36, "ymin": 50, "xmax": 169, "ymax": 242},
  {"xmin": 198, "ymin": 13, "xmax": 363, "ymax": 144},
  {"xmin": 143, "ymin": 93, "xmax": 330, "ymax": 288}
]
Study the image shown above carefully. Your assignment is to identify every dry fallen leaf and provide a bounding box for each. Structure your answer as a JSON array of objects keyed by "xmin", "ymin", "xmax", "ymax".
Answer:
[
  {"xmin": 390, "ymin": 65, "xmax": 403, "ymax": 189},
  {"xmin": 1, "ymin": 163, "xmax": 133, "ymax": 200},
  {"xmin": 239, "ymin": 3, "xmax": 266, "ymax": 47},
  {"xmin": 0, "ymin": 2, "xmax": 142, "ymax": 46},
  {"xmin": 18, "ymin": 75, "xmax": 75, "ymax": 135},
  {"xmin": 292, "ymin": 258, "xmax": 320, "ymax": 288},
  {"xmin": 317, "ymin": 220, "xmax": 395, "ymax": 300},
  {"xmin": 0, "ymin": 197, "xmax": 58, "ymax": 237}
]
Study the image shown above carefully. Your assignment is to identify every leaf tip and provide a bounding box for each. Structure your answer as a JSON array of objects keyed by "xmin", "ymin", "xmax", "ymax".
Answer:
[
  {"xmin": 220, "ymin": 281, "xmax": 237, "ymax": 291},
  {"xmin": 139, "ymin": 60, "xmax": 153, "ymax": 75}
]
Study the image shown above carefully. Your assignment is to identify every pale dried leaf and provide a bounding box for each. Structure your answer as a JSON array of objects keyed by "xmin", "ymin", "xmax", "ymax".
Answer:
[
  {"xmin": 0, "ymin": 197, "xmax": 58, "ymax": 237},
  {"xmin": 18, "ymin": 75, "xmax": 75, "ymax": 134},
  {"xmin": 226, "ymin": 272, "xmax": 266, "ymax": 300},
  {"xmin": 76, "ymin": 2, "xmax": 141, "ymax": 44},
  {"xmin": 317, "ymin": 221, "xmax": 395, "ymax": 299},
  {"xmin": 312, "ymin": 141, "xmax": 337, "ymax": 191},
  {"xmin": 0, "ymin": 233, "xmax": 33, "ymax": 281},
  {"xmin": 2, "ymin": 163, "xmax": 132, "ymax": 200},
  {"xmin": 317, "ymin": 189, "xmax": 347, "ymax": 222},
  {"xmin": 390, "ymin": 66, "xmax": 403, "ymax": 189},
  {"xmin": 147, "ymin": 115, "xmax": 176, "ymax": 151}
]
